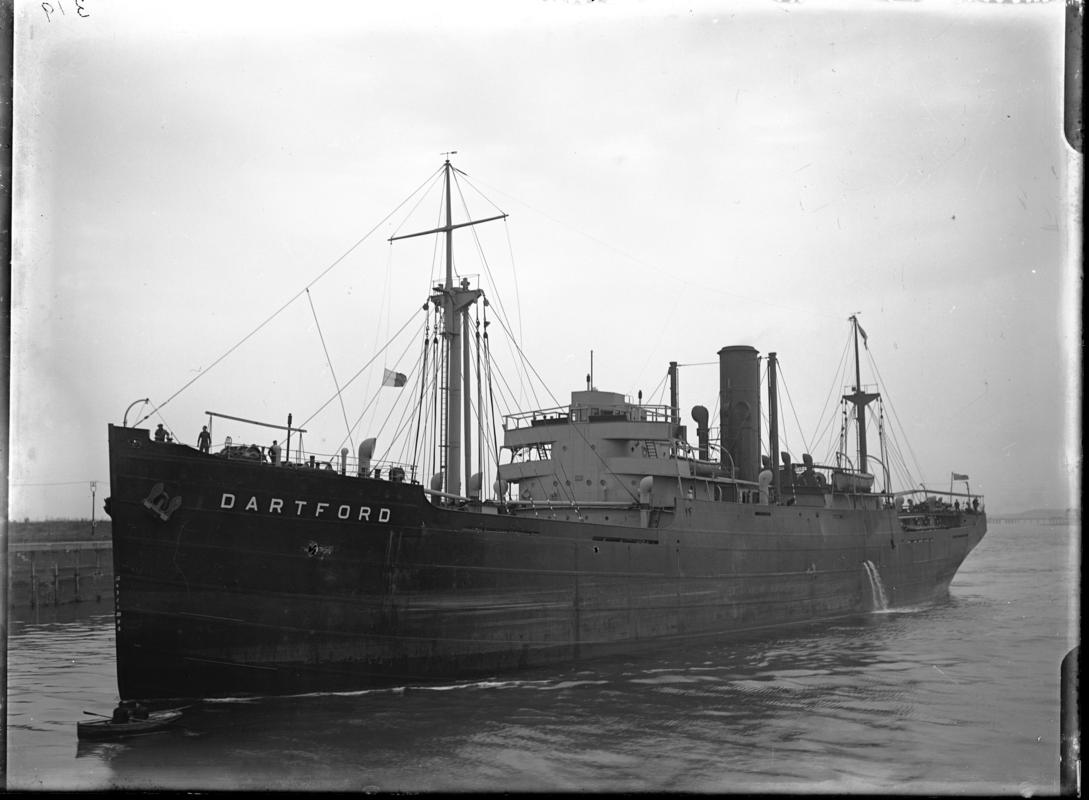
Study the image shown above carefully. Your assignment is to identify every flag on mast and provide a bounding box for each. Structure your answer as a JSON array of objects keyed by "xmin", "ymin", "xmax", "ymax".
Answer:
[
  {"xmin": 850, "ymin": 314, "xmax": 868, "ymax": 349},
  {"xmin": 382, "ymin": 368, "xmax": 407, "ymax": 387}
]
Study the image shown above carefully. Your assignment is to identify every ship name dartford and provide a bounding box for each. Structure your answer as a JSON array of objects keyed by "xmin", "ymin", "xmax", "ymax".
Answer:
[{"xmin": 219, "ymin": 493, "xmax": 392, "ymax": 522}]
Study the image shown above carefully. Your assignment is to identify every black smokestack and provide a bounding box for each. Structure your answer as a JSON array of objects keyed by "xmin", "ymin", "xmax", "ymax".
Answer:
[{"xmin": 718, "ymin": 345, "xmax": 761, "ymax": 482}]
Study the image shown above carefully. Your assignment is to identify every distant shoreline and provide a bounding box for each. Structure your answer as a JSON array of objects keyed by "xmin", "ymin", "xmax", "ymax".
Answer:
[{"xmin": 6, "ymin": 519, "xmax": 111, "ymax": 545}]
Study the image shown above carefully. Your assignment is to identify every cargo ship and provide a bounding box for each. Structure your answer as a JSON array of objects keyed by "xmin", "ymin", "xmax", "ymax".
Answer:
[{"xmin": 106, "ymin": 160, "xmax": 987, "ymax": 701}]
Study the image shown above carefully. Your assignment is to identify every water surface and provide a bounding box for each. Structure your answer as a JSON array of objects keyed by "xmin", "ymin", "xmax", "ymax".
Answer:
[{"xmin": 6, "ymin": 521, "xmax": 1076, "ymax": 793}]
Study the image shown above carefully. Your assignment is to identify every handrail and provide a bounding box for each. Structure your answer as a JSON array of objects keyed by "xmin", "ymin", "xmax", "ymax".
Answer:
[
  {"xmin": 214, "ymin": 441, "xmax": 418, "ymax": 482},
  {"xmin": 504, "ymin": 402, "xmax": 674, "ymax": 429},
  {"xmin": 894, "ymin": 488, "xmax": 984, "ymax": 500}
]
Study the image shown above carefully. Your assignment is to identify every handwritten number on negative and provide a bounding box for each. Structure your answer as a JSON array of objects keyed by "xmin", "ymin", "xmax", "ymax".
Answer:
[{"xmin": 42, "ymin": 0, "xmax": 90, "ymax": 22}]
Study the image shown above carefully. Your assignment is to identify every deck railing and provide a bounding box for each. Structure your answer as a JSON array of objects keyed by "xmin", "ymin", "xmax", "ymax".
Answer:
[
  {"xmin": 503, "ymin": 403, "xmax": 674, "ymax": 431},
  {"xmin": 215, "ymin": 442, "xmax": 421, "ymax": 484},
  {"xmin": 895, "ymin": 487, "xmax": 984, "ymax": 514}
]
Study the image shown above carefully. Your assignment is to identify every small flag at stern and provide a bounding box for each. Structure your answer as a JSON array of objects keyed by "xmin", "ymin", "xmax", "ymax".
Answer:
[{"xmin": 382, "ymin": 368, "xmax": 407, "ymax": 387}]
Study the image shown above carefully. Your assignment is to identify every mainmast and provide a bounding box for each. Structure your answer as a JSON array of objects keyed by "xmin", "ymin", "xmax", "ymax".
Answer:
[
  {"xmin": 842, "ymin": 314, "xmax": 879, "ymax": 473},
  {"xmin": 389, "ymin": 157, "xmax": 506, "ymax": 496}
]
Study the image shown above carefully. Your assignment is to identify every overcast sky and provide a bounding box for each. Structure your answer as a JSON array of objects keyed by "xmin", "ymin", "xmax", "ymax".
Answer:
[{"xmin": 10, "ymin": 0, "xmax": 1079, "ymax": 520}]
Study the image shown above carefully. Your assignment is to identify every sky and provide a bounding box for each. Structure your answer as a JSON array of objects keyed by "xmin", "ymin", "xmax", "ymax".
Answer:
[{"xmin": 8, "ymin": 0, "xmax": 1080, "ymax": 520}]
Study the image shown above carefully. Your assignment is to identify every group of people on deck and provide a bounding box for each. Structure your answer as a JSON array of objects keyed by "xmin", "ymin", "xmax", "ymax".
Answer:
[
  {"xmin": 157, "ymin": 423, "xmax": 287, "ymax": 466},
  {"xmin": 905, "ymin": 496, "xmax": 981, "ymax": 514}
]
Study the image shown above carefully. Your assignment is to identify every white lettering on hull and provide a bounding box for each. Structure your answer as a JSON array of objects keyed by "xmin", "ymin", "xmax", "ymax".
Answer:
[{"xmin": 217, "ymin": 492, "xmax": 393, "ymax": 524}]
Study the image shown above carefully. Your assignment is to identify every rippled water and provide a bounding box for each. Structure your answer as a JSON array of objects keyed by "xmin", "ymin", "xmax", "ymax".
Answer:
[{"xmin": 6, "ymin": 522, "xmax": 1077, "ymax": 793}]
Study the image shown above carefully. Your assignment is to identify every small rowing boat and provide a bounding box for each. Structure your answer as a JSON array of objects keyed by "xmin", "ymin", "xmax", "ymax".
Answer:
[{"xmin": 77, "ymin": 707, "xmax": 186, "ymax": 741}]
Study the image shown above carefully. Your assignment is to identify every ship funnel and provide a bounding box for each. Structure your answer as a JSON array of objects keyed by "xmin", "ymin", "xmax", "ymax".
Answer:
[
  {"xmin": 358, "ymin": 438, "xmax": 376, "ymax": 477},
  {"xmin": 691, "ymin": 405, "xmax": 710, "ymax": 461},
  {"xmin": 468, "ymin": 472, "xmax": 483, "ymax": 500},
  {"xmin": 718, "ymin": 346, "xmax": 761, "ymax": 483}
]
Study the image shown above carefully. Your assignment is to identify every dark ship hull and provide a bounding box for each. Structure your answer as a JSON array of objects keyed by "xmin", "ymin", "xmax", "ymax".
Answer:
[{"xmin": 108, "ymin": 424, "xmax": 986, "ymax": 702}]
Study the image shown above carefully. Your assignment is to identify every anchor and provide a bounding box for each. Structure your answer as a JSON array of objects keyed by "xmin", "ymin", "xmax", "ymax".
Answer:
[{"xmin": 142, "ymin": 482, "xmax": 182, "ymax": 521}]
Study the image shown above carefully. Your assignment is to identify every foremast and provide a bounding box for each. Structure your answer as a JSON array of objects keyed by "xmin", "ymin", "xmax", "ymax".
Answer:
[{"xmin": 389, "ymin": 158, "xmax": 506, "ymax": 496}]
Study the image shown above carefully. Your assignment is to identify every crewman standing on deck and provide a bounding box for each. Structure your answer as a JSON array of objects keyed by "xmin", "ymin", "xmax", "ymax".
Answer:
[
  {"xmin": 269, "ymin": 440, "xmax": 281, "ymax": 465},
  {"xmin": 154, "ymin": 424, "xmax": 166, "ymax": 442},
  {"xmin": 197, "ymin": 426, "xmax": 211, "ymax": 453}
]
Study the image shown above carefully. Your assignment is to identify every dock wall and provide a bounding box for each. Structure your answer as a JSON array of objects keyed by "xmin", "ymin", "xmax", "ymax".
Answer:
[{"xmin": 7, "ymin": 534, "xmax": 114, "ymax": 611}]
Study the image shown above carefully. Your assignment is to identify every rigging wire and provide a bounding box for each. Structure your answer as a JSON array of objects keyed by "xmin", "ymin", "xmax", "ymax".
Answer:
[
  {"xmin": 446, "ymin": 169, "xmax": 539, "ymax": 419},
  {"xmin": 502, "ymin": 220, "xmax": 529, "ymax": 410},
  {"xmin": 466, "ymin": 174, "xmax": 846, "ymax": 324},
  {"xmin": 488, "ymin": 312, "xmax": 561, "ymax": 409},
  {"xmin": 305, "ymin": 289, "xmax": 355, "ymax": 454},
  {"xmin": 345, "ymin": 321, "xmax": 427, "ymax": 460},
  {"xmin": 647, "ymin": 369, "xmax": 670, "ymax": 407},
  {"xmin": 136, "ymin": 168, "xmax": 442, "ymax": 427},
  {"xmin": 776, "ymin": 363, "xmax": 814, "ymax": 459},
  {"xmin": 481, "ymin": 343, "xmax": 530, "ymax": 419},
  {"xmin": 299, "ymin": 308, "xmax": 423, "ymax": 431},
  {"xmin": 375, "ymin": 350, "xmax": 432, "ymax": 471},
  {"xmin": 865, "ymin": 347, "xmax": 926, "ymax": 483},
  {"xmin": 483, "ymin": 301, "xmax": 503, "ymax": 490},
  {"xmin": 442, "ymin": 175, "xmax": 531, "ymax": 412},
  {"xmin": 477, "ymin": 277, "xmax": 542, "ymax": 415},
  {"xmin": 809, "ymin": 331, "xmax": 854, "ymax": 459},
  {"xmin": 475, "ymin": 305, "xmax": 485, "ymax": 492},
  {"xmin": 411, "ymin": 313, "xmax": 432, "ymax": 472},
  {"xmin": 451, "ymin": 173, "xmax": 528, "ymax": 405},
  {"xmin": 359, "ymin": 240, "xmax": 396, "ymax": 440}
]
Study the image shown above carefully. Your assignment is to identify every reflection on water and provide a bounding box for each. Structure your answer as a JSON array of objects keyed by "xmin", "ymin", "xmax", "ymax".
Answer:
[{"xmin": 6, "ymin": 523, "xmax": 1075, "ymax": 793}]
